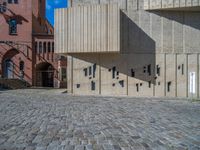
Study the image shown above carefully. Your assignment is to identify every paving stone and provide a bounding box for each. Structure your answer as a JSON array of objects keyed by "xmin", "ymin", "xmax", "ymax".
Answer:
[{"xmin": 0, "ymin": 89, "xmax": 200, "ymax": 150}]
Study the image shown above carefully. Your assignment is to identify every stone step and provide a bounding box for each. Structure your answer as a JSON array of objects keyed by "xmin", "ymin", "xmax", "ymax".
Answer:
[{"xmin": 0, "ymin": 78, "xmax": 31, "ymax": 89}]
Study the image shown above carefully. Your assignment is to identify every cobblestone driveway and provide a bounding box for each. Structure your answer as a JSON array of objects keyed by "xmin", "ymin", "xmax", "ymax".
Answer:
[{"xmin": 0, "ymin": 89, "xmax": 200, "ymax": 150}]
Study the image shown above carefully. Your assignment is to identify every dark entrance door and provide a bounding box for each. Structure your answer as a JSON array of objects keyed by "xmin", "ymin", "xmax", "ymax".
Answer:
[
  {"xmin": 42, "ymin": 71, "xmax": 54, "ymax": 87},
  {"xmin": 4, "ymin": 59, "xmax": 14, "ymax": 78},
  {"xmin": 36, "ymin": 63, "xmax": 54, "ymax": 87}
]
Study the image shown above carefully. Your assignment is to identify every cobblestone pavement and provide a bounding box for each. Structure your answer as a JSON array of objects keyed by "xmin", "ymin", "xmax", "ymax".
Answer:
[{"xmin": 0, "ymin": 89, "xmax": 200, "ymax": 150}]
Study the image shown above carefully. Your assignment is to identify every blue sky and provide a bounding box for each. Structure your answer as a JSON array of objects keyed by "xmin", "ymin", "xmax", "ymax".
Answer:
[{"xmin": 46, "ymin": 0, "xmax": 67, "ymax": 26}]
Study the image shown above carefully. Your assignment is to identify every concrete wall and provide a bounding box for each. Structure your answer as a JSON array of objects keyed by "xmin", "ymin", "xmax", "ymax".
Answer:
[
  {"xmin": 56, "ymin": 6, "xmax": 200, "ymax": 54},
  {"xmin": 67, "ymin": 53, "xmax": 200, "ymax": 98},
  {"xmin": 70, "ymin": 0, "xmax": 145, "ymax": 10},
  {"xmin": 55, "ymin": 4, "xmax": 120, "ymax": 53},
  {"xmin": 59, "ymin": 0, "xmax": 200, "ymax": 98},
  {"xmin": 144, "ymin": 0, "xmax": 200, "ymax": 10}
]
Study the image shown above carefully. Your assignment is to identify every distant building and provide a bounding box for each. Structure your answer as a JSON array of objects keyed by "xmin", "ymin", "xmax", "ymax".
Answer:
[
  {"xmin": 55, "ymin": 0, "xmax": 200, "ymax": 97},
  {"xmin": 0, "ymin": 0, "xmax": 67, "ymax": 88}
]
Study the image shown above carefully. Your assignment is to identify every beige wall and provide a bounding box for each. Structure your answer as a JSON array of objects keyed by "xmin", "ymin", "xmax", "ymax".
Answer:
[
  {"xmin": 144, "ymin": 0, "xmax": 200, "ymax": 10},
  {"xmin": 56, "ymin": 0, "xmax": 200, "ymax": 98},
  {"xmin": 55, "ymin": 4, "xmax": 120, "ymax": 53},
  {"xmin": 67, "ymin": 53, "xmax": 200, "ymax": 98}
]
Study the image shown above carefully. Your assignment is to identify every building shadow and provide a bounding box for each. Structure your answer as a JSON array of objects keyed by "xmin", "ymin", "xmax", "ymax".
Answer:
[
  {"xmin": 150, "ymin": 10, "xmax": 200, "ymax": 30},
  {"xmin": 69, "ymin": 10, "xmax": 156, "ymax": 85},
  {"xmin": 150, "ymin": 10, "xmax": 200, "ymax": 54}
]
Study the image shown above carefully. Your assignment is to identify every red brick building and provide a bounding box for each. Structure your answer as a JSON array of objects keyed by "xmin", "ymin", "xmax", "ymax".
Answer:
[{"xmin": 0, "ymin": 0, "xmax": 67, "ymax": 88}]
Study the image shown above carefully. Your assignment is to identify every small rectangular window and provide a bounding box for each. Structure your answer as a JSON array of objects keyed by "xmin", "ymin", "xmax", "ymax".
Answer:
[
  {"xmin": 9, "ymin": 19, "xmax": 17, "ymax": 35},
  {"xmin": 83, "ymin": 68, "xmax": 87, "ymax": 76},
  {"xmin": 147, "ymin": 64, "xmax": 151, "ymax": 76},
  {"xmin": 136, "ymin": 83, "xmax": 139, "ymax": 92},
  {"xmin": 77, "ymin": 84, "xmax": 80, "ymax": 88},
  {"xmin": 131, "ymin": 69, "xmax": 135, "ymax": 77},
  {"xmin": 91, "ymin": 81, "xmax": 95, "ymax": 91},
  {"xmin": 89, "ymin": 66, "xmax": 92, "ymax": 76},
  {"xmin": 148, "ymin": 81, "xmax": 151, "ymax": 88},
  {"xmin": 116, "ymin": 71, "xmax": 119, "ymax": 76},
  {"xmin": 112, "ymin": 66, "xmax": 116, "ymax": 79},
  {"xmin": 93, "ymin": 64, "xmax": 96, "ymax": 78},
  {"xmin": 181, "ymin": 64, "xmax": 184, "ymax": 75},
  {"xmin": 119, "ymin": 80, "xmax": 124, "ymax": 87},
  {"xmin": 156, "ymin": 65, "xmax": 160, "ymax": 76},
  {"xmin": 167, "ymin": 82, "xmax": 171, "ymax": 92},
  {"xmin": 143, "ymin": 66, "xmax": 146, "ymax": 73}
]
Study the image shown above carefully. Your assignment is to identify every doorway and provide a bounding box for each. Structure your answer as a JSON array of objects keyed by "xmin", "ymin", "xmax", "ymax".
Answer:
[
  {"xmin": 4, "ymin": 59, "xmax": 14, "ymax": 78},
  {"xmin": 36, "ymin": 62, "xmax": 54, "ymax": 87}
]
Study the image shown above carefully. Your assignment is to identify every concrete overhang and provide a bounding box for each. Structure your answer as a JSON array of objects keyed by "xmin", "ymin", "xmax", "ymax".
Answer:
[
  {"xmin": 55, "ymin": 3, "xmax": 120, "ymax": 54},
  {"xmin": 144, "ymin": 0, "xmax": 200, "ymax": 11}
]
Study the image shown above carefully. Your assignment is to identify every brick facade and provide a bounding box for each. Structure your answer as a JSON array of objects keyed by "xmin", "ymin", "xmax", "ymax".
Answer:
[{"xmin": 0, "ymin": 0, "xmax": 67, "ymax": 88}]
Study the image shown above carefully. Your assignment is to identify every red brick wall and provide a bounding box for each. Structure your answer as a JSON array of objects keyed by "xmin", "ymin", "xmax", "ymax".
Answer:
[
  {"xmin": 0, "ymin": 0, "xmax": 33, "ymax": 83},
  {"xmin": 0, "ymin": 0, "xmax": 67, "ymax": 87}
]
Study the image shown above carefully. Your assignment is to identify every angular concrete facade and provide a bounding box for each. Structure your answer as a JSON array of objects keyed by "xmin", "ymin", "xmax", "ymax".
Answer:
[
  {"xmin": 55, "ymin": 0, "xmax": 200, "ymax": 98},
  {"xmin": 144, "ymin": 0, "xmax": 200, "ymax": 10},
  {"xmin": 55, "ymin": 4, "xmax": 120, "ymax": 53}
]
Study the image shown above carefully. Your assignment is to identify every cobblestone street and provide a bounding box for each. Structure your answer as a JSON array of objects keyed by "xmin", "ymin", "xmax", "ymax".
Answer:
[{"xmin": 0, "ymin": 89, "xmax": 200, "ymax": 150}]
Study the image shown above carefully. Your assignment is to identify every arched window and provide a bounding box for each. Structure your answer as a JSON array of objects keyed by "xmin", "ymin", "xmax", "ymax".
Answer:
[
  {"xmin": 19, "ymin": 61, "xmax": 24, "ymax": 71},
  {"xmin": 35, "ymin": 42, "xmax": 38, "ymax": 52},
  {"xmin": 48, "ymin": 42, "xmax": 51, "ymax": 52},
  {"xmin": 39, "ymin": 42, "xmax": 42, "ymax": 53},
  {"xmin": 19, "ymin": 60, "xmax": 24, "ymax": 79},
  {"xmin": 9, "ymin": 19, "xmax": 17, "ymax": 35},
  {"xmin": 43, "ymin": 42, "xmax": 46, "ymax": 53},
  {"xmin": 52, "ymin": 42, "xmax": 54, "ymax": 53}
]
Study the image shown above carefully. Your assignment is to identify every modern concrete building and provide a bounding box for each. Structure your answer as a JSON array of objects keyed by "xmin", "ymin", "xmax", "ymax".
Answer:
[
  {"xmin": 55, "ymin": 0, "xmax": 200, "ymax": 97},
  {"xmin": 0, "ymin": 0, "xmax": 67, "ymax": 88}
]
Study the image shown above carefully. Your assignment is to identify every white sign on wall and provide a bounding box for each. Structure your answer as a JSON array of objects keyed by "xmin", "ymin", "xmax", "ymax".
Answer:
[{"xmin": 189, "ymin": 72, "xmax": 196, "ymax": 94}]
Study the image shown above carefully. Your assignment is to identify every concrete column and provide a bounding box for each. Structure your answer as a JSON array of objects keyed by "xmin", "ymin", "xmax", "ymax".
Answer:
[
  {"xmin": 71, "ymin": 56, "xmax": 73, "ymax": 93},
  {"xmin": 99, "ymin": 54, "xmax": 101, "ymax": 95},
  {"xmin": 197, "ymin": 54, "xmax": 199, "ymax": 98},
  {"xmin": 67, "ymin": 55, "xmax": 73, "ymax": 93},
  {"xmin": 186, "ymin": 54, "xmax": 188, "ymax": 97},
  {"xmin": 42, "ymin": 42, "xmax": 45, "ymax": 59},
  {"xmin": 37, "ymin": 41, "xmax": 39, "ymax": 54},
  {"xmin": 175, "ymin": 53, "xmax": 177, "ymax": 97},
  {"xmin": 164, "ymin": 53, "xmax": 166, "ymax": 96}
]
